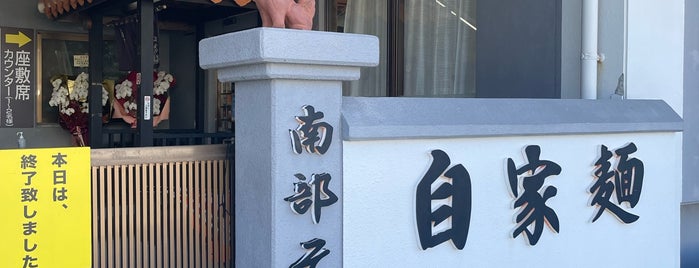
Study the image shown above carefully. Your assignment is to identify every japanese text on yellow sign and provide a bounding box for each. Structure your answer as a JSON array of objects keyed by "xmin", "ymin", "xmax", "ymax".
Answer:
[{"xmin": 0, "ymin": 147, "xmax": 91, "ymax": 267}]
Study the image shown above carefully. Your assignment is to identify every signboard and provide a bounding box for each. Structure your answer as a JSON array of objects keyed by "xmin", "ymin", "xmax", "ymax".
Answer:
[
  {"xmin": 0, "ymin": 147, "xmax": 92, "ymax": 268},
  {"xmin": 73, "ymin": 54, "xmax": 89, "ymax": 68},
  {"xmin": 343, "ymin": 133, "xmax": 680, "ymax": 267},
  {"xmin": 0, "ymin": 27, "xmax": 35, "ymax": 128}
]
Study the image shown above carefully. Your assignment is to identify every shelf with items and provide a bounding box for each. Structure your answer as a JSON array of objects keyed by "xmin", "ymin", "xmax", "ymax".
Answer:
[{"xmin": 217, "ymin": 81, "xmax": 234, "ymax": 132}]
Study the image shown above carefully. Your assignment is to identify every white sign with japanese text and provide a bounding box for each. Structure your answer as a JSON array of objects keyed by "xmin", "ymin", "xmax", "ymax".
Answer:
[{"xmin": 343, "ymin": 132, "xmax": 680, "ymax": 267}]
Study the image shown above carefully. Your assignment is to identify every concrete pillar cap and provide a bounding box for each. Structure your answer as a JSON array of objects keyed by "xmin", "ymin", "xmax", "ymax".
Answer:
[{"xmin": 199, "ymin": 28, "xmax": 379, "ymax": 82}]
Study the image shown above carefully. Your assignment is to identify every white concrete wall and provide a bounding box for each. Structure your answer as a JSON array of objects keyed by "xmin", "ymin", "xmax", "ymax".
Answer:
[
  {"xmin": 622, "ymin": 3, "xmax": 693, "ymax": 267},
  {"xmin": 626, "ymin": 0, "xmax": 684, "ymax": 114},
  {"xmin": 597, "ymin": 0, "xmax": 625, "ymax": 99},
  {"xmin": 343, "ymin": 132, "xmax": 681, "ymax": 267},
  {"xmin": 561, "ymin": 0, "xmax": 684, "ymax": 107}
]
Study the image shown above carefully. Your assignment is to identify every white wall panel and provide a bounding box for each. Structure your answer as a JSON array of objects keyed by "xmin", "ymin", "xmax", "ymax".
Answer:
[{"xmin": 344, "ymin": 133, "xmax": 680, "ymax": 267}]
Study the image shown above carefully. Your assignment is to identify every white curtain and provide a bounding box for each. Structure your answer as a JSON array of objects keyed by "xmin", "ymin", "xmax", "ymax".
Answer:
[
  {"xmin": 404, "ymin": 0, "xmax": 476, "ymax": 97},
  {"xmin": 343, "ymin": 0, "xmax": 387, "ymax": 96},
  {"xmin": 343, "ymin": 0, "xmax": 476, "ymax": 97}
]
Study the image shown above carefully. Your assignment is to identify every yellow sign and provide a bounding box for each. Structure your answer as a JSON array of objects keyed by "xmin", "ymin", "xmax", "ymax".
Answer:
[
  {"xmin": 5, "ymin": 31, "xmax": 31, "ymax": 48},
  {"xmin": 0, "ymin": 147, "xmax": 91, "ymax": 268}
]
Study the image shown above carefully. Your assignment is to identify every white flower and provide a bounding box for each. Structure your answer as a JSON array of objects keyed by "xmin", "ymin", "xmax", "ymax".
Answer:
[
  {"xmin": 81, "ymin": 102, "xmax": 89, "ymax": 113},
  {"xmin": 76, "ymin": 75, "xmax": 87, "ymax": 86},
  {"xmin": 102, "ymin": 87, "xmax": 109, "ymax": 106},
  {"xmin": 78, "ymin": 87, "xmax": 88, "ymax": 99},
  {"xmin": 59, "ymin": 89, "xmax": 70, "ymax": 106},
  {"xmin": 60, "ymin": 107, "xmax": 75, "ymax": 116},
  {"xmin": 153, "ymin": 98, "xmax": 161, "ymax": 115},
  {"xmin": 124, "ymin": 101, "xmax": 137, "ymax": 112},
  {"xmin": 153, "ymin": 71, "xmax": 172, "ymax": 96},
  {"xmin": 71, "ymin": 72, "xmax": 90, "ymax": 101},
  {"xmin": 116, "ymin": 71, "xmax": 173, "ymax": 117},
  {"xmin": 114, "ymin": 80, "xmax": 131, "ymax": 99},
  {"xmin": 115, "ymin": 80, "xmax": 133, "ymax": 99},
  {"xmin": 76, "ymin": 72, "xmax": 88, "ymax": 82},
  {"xmin": 52, "ymin": 78, "xmax": 63, "ymax": 88},
  {"xmin": 154, "ymin": 81, "xmax": 169, "ymax": 95},
  {"xmin": 49, "ymin": 83, "xmax": 70, "ymax": 108}
]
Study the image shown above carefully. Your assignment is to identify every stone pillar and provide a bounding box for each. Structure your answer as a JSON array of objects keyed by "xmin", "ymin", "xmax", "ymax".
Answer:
[{"xmin": 199, "ymin": 28, "xmax": 378, "ymax": 267}]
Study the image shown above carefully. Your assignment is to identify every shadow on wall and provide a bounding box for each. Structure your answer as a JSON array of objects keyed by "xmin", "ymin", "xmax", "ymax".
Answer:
[{"xmin": 682, "ymin": 203, "xmax": 699, "ymax": 268}]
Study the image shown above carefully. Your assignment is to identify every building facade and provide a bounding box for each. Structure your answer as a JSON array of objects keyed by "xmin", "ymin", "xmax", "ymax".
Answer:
[{"xmin": 0, "ymin": 0, "xmax": 696, "ymax": 266}]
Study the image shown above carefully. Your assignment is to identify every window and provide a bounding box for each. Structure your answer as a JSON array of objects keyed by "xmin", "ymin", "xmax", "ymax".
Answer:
[
  {"xmin": 37, "ymin": 32, "xmax": 121, "ymax": 124},
  {"xmin": 333, "ymin": 0, "xmax": 476, "ymax": 97},
  {"xmin": 327, "ymin": 0, "xmax": 562, "ymax": 99}
]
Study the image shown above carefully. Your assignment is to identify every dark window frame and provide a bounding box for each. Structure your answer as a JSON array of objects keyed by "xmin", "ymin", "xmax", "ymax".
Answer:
[
  {"xmin": 387, "ymin": 0, "xmax": 404, "ymax": 97},
  {"xmin": 326, "ymin": 0, "xmax": 562, "ymax": 99}
]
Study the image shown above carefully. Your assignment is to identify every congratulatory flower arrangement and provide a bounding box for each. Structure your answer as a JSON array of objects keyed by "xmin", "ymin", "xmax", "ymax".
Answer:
[
  {"xmin": 113, "ymin": 70, "xmax": 174, "ymax": 127},
  {"xmin": 49, "ymin": 72, "xmax": 109, "ymax": 146}
]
